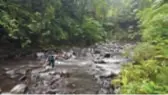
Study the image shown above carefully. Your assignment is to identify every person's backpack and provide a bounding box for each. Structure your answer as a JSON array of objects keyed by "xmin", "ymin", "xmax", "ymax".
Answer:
[{"xmin": 48, "ymin": 55, "xmax": 54, "ymax": 62}]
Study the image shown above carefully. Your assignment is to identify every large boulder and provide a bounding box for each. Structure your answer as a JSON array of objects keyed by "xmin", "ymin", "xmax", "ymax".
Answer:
[{"xmin": 10, "ymin": 84, "xmax": 27, "ymax": 94}]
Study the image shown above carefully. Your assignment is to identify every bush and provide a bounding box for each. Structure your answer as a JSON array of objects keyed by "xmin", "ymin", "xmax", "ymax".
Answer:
[
  {"xmin": 132, "ymin": 43, "xmax": 158, "ymax": 62},
  {"xmin": 114, "ymin": 2, "xmax": 168, "ymax": 94},
  {"xmin": 113, "ymin": 59, "xmax": 168, "ymax": 94}
]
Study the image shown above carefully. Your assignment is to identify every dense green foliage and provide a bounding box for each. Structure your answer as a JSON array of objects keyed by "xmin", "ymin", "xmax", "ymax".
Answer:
[
  {"xmin": 0, "ymin": 0, "xmax": 143, "ymax": 48},
  {"xmin": 1, "ymin": 0, "xmax": 168, "ymax": 93},
  {"xmin": 0, "ymin": 0, "xmax": 110, "ymax": 48},
  {"xmin": 113, "ymin": 0, "xmax": 168, "ymax": 94}
]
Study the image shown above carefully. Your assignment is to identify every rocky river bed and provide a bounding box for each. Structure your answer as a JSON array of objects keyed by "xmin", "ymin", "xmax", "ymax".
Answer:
[{"xmin": 0, "ymin": 42, "xmax": 135, "ymax": 94}]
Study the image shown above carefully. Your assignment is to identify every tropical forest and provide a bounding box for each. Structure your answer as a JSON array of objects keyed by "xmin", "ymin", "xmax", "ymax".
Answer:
[{"xmin": 0, "ymin": 0, "xmax": 167, "ymax": 94}]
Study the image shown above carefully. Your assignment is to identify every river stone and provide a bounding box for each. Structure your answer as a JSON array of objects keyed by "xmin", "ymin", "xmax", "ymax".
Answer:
[
  {"xmin": 60, "ymin": 70, "xmax": 70, "ymax": 77},
  {"xmin": 6, "ymin": 70, "xmax": 20, "ymax": 79},
  {"xmin": 36, "ymin": 52, "xmax": 45, "ymax": 59},
  {"xmin": 39, "ymin": 73, "xmax": 50, "ymax": 80},
  {"xmin": 98, "ymin": 88, "xmax": 108, "ymax": 94},
  {"xmin": 45, "ymin": 66, "xmax": 52, "ymax": 71},
  {"xmin": 6, "ymin": 70, "xmax": 15, "ymax": 75},
  {"xmin": 49, "ymin": 71, "xmax": 57, "ymax": 75},
  {"xmin": 10, "ymin": 74, "xmax": 19, "ymax": 79},
  {"xmin": 0, "ymin": 93, "xmax": 12, "ymax": 95},
  {"xmin": 114, "ymin": 87, "xmax": 120, "ymax": 94},
  {"xmin": 102, "ymin": 80, "xmax": 111, "ymax": 88},
  {"xmin": 3, "ymin": 68, "xmax": 10, "ymax": 71},
  {"xmin": 55, "ymin": 74, "xmax": 61, "ymax": 79},
  {"xmin": 19, "ymin": 75, "xmax": 27, "ymax": 81},
  {"xmin": 103, "ymin": 53, "xmax": 111, "ymax": 58},
  {"xmin": 99, "ymin": 71, "xmax": 116, "ymax": 78},
  {"xmin": 16, "ymin": 69, "xmax": 26, "ymax": 75},
  {"xmin": 10, "ymin": 84, "xmax": 27, "ymax": 94},
  {"xmin": 49, "ymin": 74, "xmax": 61, "ymax": 85},
  {"xmin": 46, "ymin": 89, "xmax": 59, "ymax": 94}
]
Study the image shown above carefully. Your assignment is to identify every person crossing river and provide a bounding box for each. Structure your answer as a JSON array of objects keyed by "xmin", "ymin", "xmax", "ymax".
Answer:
[
  {"xmin": 47, "ymin": 55, "xmax": 55, "ymax": 68},
  {"xmin": 45, "ymin": 51, "xmax": 56, "ymax": 68}
]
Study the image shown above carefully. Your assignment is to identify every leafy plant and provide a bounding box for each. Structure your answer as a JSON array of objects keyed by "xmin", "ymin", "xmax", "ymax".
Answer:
[{"xmin": 114, "ymin": 1, "xmax": 168, "ymax": 94}]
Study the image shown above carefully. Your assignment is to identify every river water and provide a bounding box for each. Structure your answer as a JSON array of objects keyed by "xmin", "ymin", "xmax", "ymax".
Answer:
[{"xmin": 0, "ymin": 42, "xmax": 135, "ymax": 94}]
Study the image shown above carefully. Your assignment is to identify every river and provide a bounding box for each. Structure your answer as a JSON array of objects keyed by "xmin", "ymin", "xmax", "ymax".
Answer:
[{"xmin": 0, "ymin": 42, "xmax": 135, "ymax": 94}]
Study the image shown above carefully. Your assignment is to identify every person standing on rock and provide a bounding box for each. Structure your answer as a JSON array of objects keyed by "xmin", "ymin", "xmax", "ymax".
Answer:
[
  {"xmin": 45, "ymin": 51, "xmax": 56, "ymax": 68},
  {"xmin": 47, "ymin": 55, "xmax": 55, "ymax": 68}
]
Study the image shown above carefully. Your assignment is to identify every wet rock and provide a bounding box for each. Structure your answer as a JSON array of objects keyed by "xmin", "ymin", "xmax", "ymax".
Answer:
[
  {"xmin": 39, "ymin": 73, "xmax": 50, "ymax": 80},
  {"xmin": 16, "ymin": 69, "xmax": 27, "ymax": 75},
  {"xmin": 103, "ymin": 53, "xmax": 111, "ymax": 58},
  {"xmin": 10, "ymin": 84, "xmax": 27, "ymax": 94},
  {"xmin": 31, "ymin": 72, "xmax": 40, "ymax": 82},
  {"xmin": 43, "ymin": 81, "xmax": 49, "ymax": 86},
  {"xmin": 60, "ymin": 70, "xmax": 70, "ymax": 77},
  {"xmin": 102, "ymin": 80, "xmax": 111, "ymax": 88},
  {"xmin": 0, "ymin": 88, "xmax": 2, "ymax": 94},
  {"xmin": 11, "ymin": 74, "xmax": 19, "ymax": 79},
  {"xmin": 6, "ymin": 70, "xmax": 15, "ymax": 75},
  {"xmin": 98, "ymin": 88, "xmax": 108, "ymax": 94},
  {"xmin": 0, "ymin": 92, "xmax": 11, "ymax": 95},
  {"xmin": 19, "ymin": 75, "xmax": 27, "ymax": 81},
  {"xmin": 45, "ymin": 66, "xmax": 52, "ymax": 71},
  {"xmin": 46, "ymin": 89, "xmax": 59, "ymax": 94},
  {"xmin": 55, "ymin": 74, "xmax": 61, "ymax": 79},
  {"xmin": 6, "ymin": 69, "xmax": 20, "ymax": 79},
  {"xmin": 95, "ymin": 58, "xmax": 126, "ymax": 64},
  {"xmin": 36, "ymin": 52, "xmax": 45, "ymax": 59},
  {"xmin": 99, "ymin": 71, "xmax": 116, "ymax": 78},
  {"xmin": 109, "ymin": 88, "xmax": 115, "ymax": 94},
  {"xmin": 49, "ymin": 74, "xmax": 61, "ymax": 85},
  {"xmin": 114, "ymin": 87, "xmax": 120, "ymax": 94},
  {"xmin": 28, "ymin": 64, "xmax": 41, "ymax": 68},
  {"xmin": 93, "ymin": 58, "xmax": 107, "ymax": 64},
  {"xmin": 94, "ymin": 49, "xmax": 101, "ymax": 54},
  {"xmin": 3, "ymin": 68, "xmax": 10, "ymax": 71},
  {"xmin": 49, "ymin": 71, "xmax": 57, "ymax": 75}
]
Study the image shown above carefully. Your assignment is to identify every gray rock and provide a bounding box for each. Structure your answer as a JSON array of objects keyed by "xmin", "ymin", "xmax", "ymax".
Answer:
[
  {"xmin": 39, "ymin": 73, "xmax": 50, "ymax": 80},
  {"xmin": 0, "ymin": 93, "xmax": 12, "ymax": 95},
  {"xmin": 4, "ymin": 68, "xmax": 10, "ymax": 71},
  {"xmin": 98, "ymin": 88, "xmax": 108, "ymax": 94},
  {"xmin": 46, "ymin": 89, "xmax": 59, "ymax": 94},
  {"xmin": 100, "ymin": 58, "xmax": 124, "ymax": 64},
  {"xmin": 99, "ymin": 71, "xmax": 116, "ymax": 78},
  {"xmin": 6, "ymin": 70, "xmax": 19, "ymax": 79},
  {"xmin": 114, "ymin": 87, "xmax": 120, "ymax": 94},
  {"xmin": 19, "ymin": 75, "xmax": 27, "ymax": 81},
  {"xmin": 44, "ymin": 66, "xmax": 52, "ymax": 71},
  {"xmin": 55, "ymin": 74, "xmax": 61, "ymax": 79},
  {"xmin": 6, "ymin": 70, "xmax": 15, "ymax": 75},
  {"xmin": 36, "ymin": 52, "xmax": 45, "ymax": 59},
  {"xmin": 16, "ymin": 69, "xmax": 26, "ymax": 75},
  {"xmin": 49, "ymin": 71, "xmax": 57, "ymax": 75},
  {"xmin": 48, "ymin": 74, "xmax": 61, "ymax": 86},
  {"xmin": 10, "ymin": 84, "xmax": 27, "ymax": 94},
  {"xmin": 31, "ymin": 73, "xmax": 40, "ymax": 82},
  {"xmin": 10, "ymin": 74, "xmax": 19, "ymax": 79},
  {"xmin": 103, "ymin": 52, "xmax": 111, "ymax": 58},
  {"xmin": 102, "ymin": 80, "xmax": 111, "ymax": 88},
  {"xmin": 60, "ymin": 70, "xmax": 70, "ymax": 77}
]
